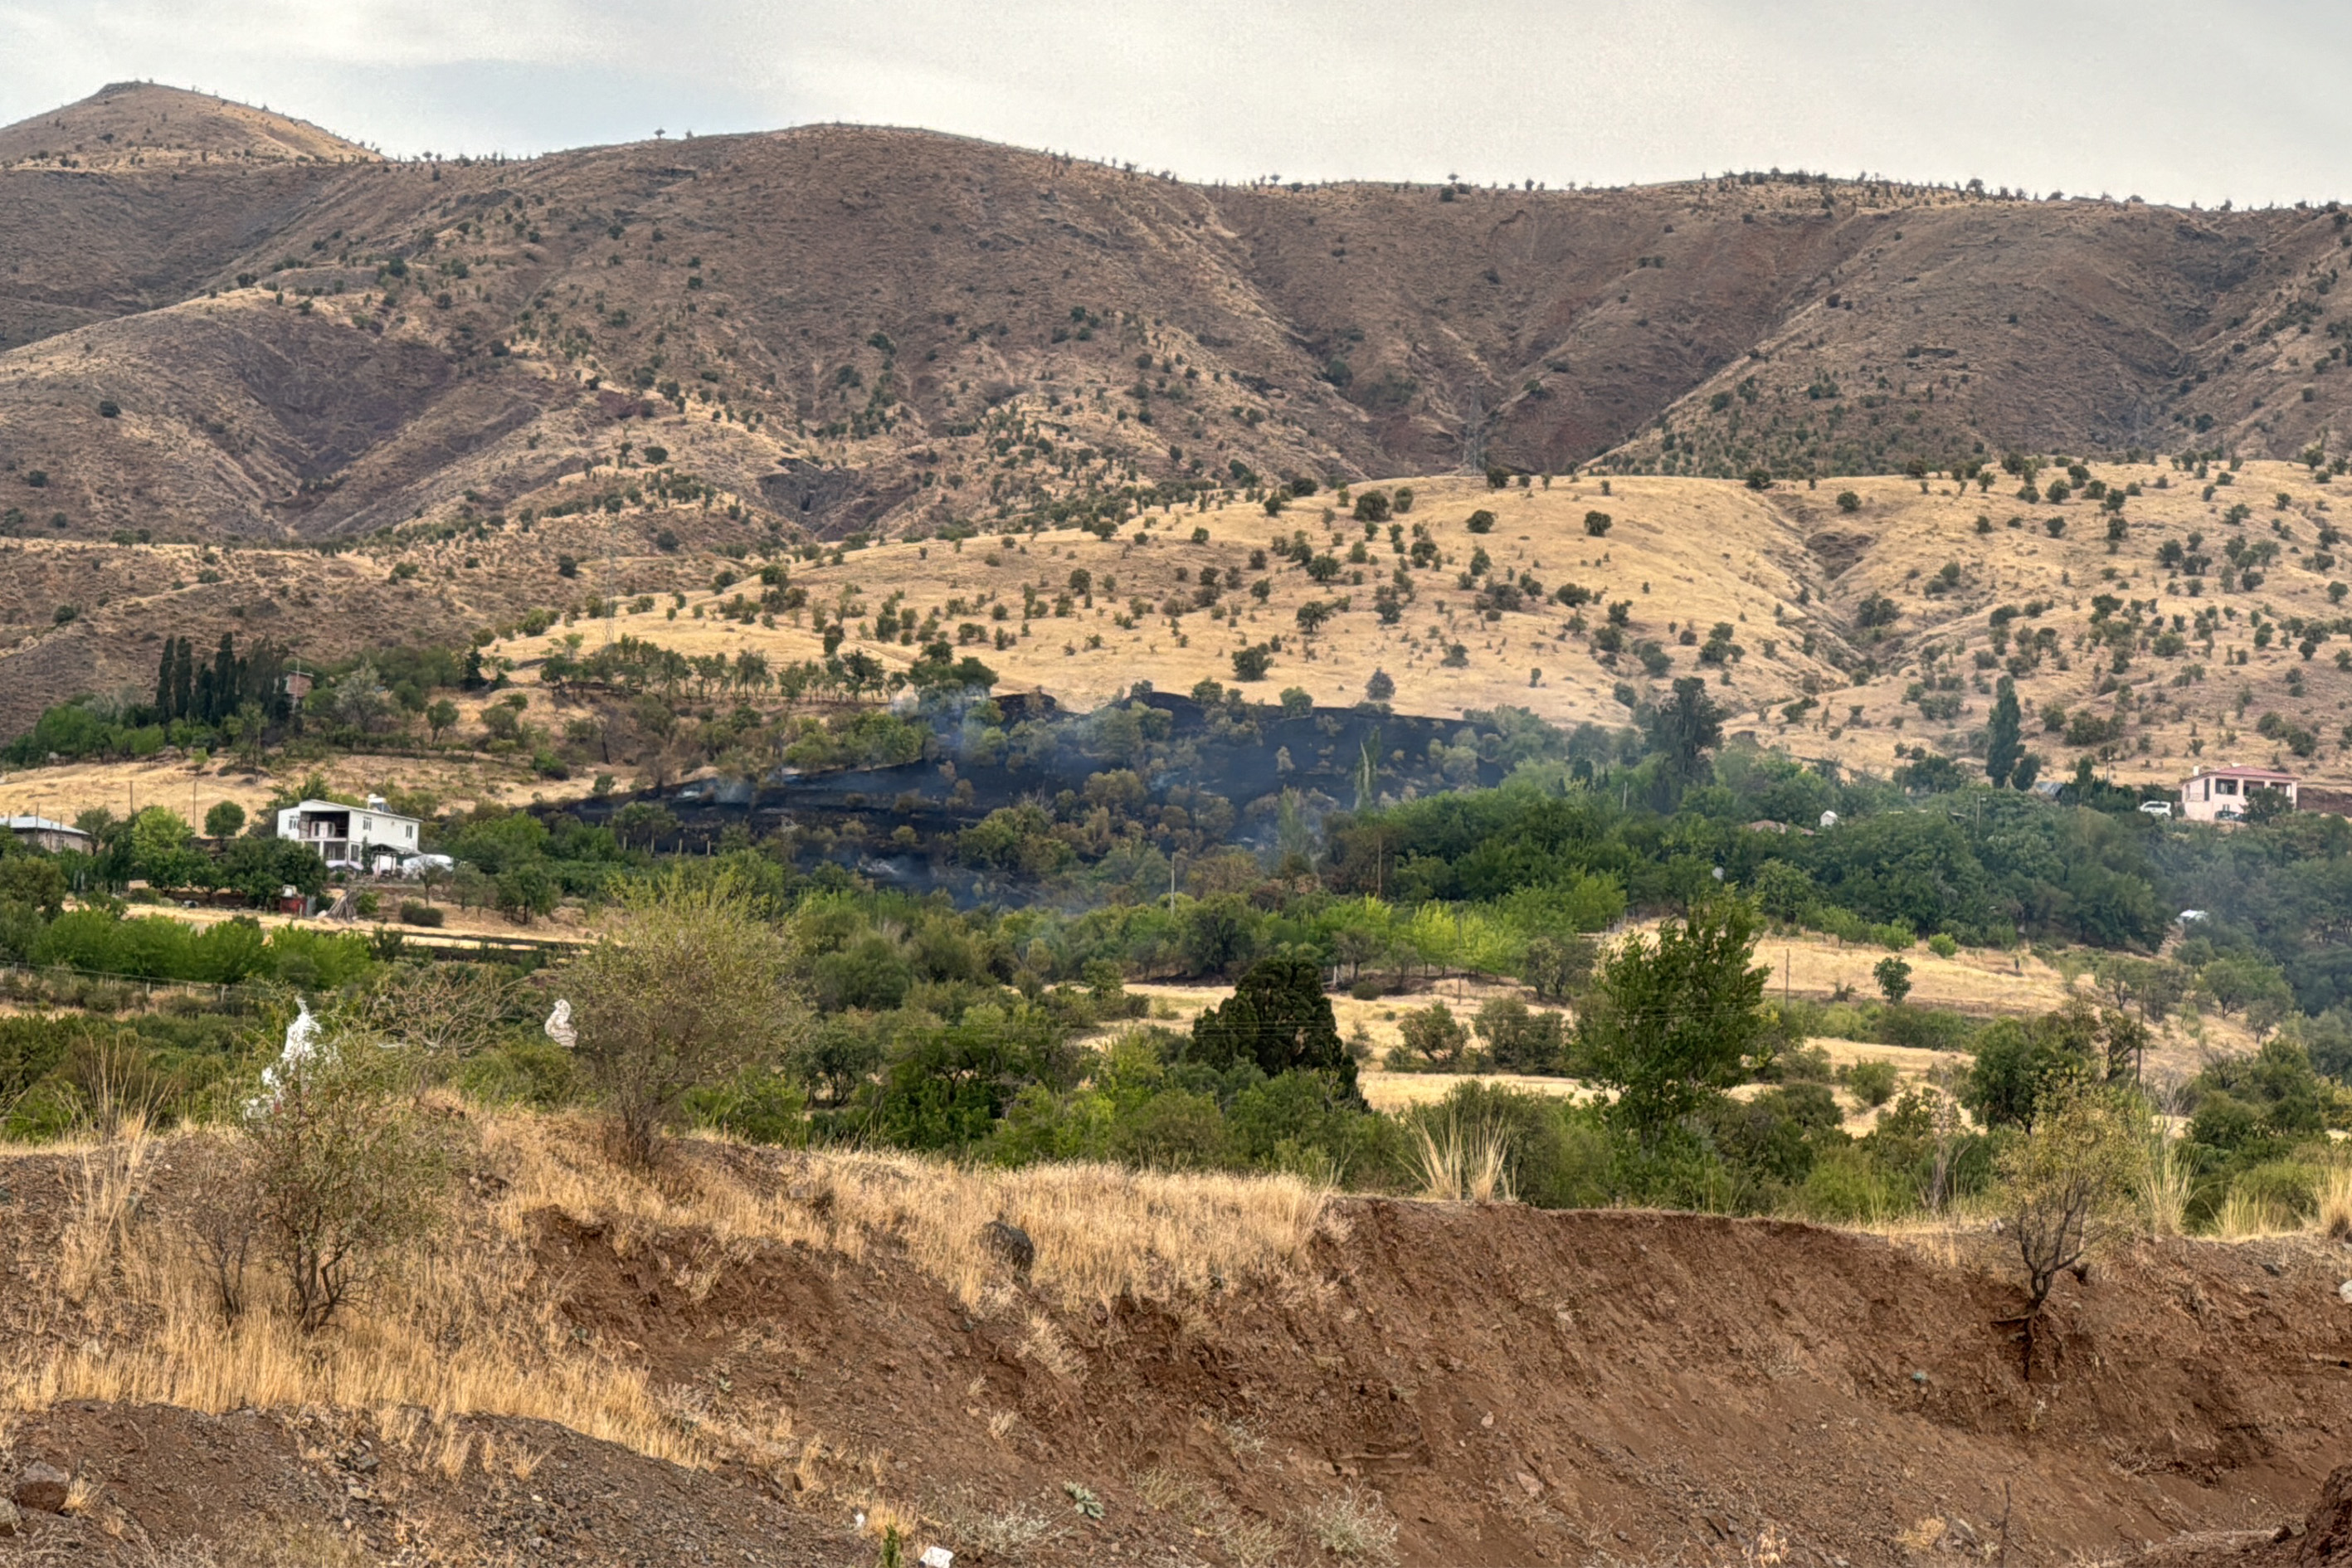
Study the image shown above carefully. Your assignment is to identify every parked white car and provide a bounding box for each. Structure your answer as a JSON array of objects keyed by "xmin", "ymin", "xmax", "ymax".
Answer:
[{"xmin": 2138, "ymin": 800, "xmax": 2174, "ymax": 818}]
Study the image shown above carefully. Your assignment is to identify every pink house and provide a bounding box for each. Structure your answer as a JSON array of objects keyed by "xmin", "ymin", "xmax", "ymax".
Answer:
[{"xmin": 2179, "ymin": 765, "xmax": 2297, "ymax": 822}]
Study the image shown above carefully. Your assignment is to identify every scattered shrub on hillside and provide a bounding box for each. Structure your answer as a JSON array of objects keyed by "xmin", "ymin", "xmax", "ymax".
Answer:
[
  {"xmin": 1396, "ymin": 1001, "xmax": 1471, "ymax": 1069},
  {"xmin": 1840, "ymin": 1058, "xmax": 1899, "ymax": 1108}
]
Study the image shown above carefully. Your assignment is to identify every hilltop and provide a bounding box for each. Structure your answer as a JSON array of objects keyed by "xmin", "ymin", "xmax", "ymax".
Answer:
[{"xmin": 0, "ymin": 82, "xmax": 377, "ymax": 170}]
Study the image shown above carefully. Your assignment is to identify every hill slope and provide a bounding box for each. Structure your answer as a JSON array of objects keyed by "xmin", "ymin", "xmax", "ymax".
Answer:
[
  {"xmin": 6, "ymin": 458, "xmax": 2347, "ymax": 790},
  {"xmin": 3, "ymin": 97, "xmax": 2352, "ymax": 558}
]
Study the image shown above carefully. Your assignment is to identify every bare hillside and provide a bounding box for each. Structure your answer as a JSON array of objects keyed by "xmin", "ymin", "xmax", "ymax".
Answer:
[{"xmin": 3, "ymin": 90, "xmax": 2352, "ymax": 560}]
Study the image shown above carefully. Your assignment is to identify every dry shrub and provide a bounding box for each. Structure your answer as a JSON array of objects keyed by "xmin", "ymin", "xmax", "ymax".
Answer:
[
  {"xmin": 2140, "ymin": 1115, "xmax": 2194, "ymax": 1239},
  {"xmin": 927, "ymin": 1483, "xmax": 1067, "ymax": 1559},
  {"xmin": 2319, "ymin": 1160, "xmax": 2352, "ymax": 1241},
  {"xmin": 1304, "ymin": 1486, "xmax": 1400, "ymax": 1563},
  {"xmin": 239, "ymin": 1034, "xmax": 453, "ymax": 1331},
  {"xmin": 56, "ymin": 1114, "xmax": 155, "ymax": 1302},
  {"xmin": 2215, "ymin": 1186, "xmax": 2297, "ymax": 1241},
  {"xmin": 1997, "ymin": 1083, "xmax": 2135, "ymax": 1319}
]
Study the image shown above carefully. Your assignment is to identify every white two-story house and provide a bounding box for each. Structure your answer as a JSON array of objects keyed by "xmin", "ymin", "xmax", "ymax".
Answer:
[{"xmin": 275, "ymin": 794, "xmax": 421, "ymax": 869}]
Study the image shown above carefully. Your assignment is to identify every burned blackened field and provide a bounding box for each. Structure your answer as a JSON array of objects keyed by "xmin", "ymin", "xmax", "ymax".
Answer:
[{"xmin": 551, "ymin": 693, "xmax": 1520, "ymax": 895}]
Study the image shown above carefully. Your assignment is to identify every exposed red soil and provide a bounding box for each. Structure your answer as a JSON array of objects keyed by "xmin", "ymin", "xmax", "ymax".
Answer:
[
  {"xmin": 7, "ymin": 1137, "xmax": 2352, "ymax": 1566},
  {"xmin": 1, "ymin": 1401, "xmax": 862, "ymax": 1566}
]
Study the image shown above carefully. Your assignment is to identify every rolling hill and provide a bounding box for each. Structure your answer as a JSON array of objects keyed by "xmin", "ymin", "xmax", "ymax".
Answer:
[{"xmin": 6, "ymin": 82, "xmax": 2352, "ymax": 774}]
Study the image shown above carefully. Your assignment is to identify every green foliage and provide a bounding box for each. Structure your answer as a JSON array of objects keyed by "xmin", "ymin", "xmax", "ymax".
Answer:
[
  {"xmin": 1187, "ymin": 956, "xmax": 1360, "ymax": 1103},
  {"xmin": 1579, "ymin": 899, "xmax": 1768, "ymax": 1142}
]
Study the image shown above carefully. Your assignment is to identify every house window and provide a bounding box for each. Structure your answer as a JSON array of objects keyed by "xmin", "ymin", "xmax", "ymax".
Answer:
[{"xmin": 2215, "ymin": 778, "xmax": 2238, "ymax": 796}]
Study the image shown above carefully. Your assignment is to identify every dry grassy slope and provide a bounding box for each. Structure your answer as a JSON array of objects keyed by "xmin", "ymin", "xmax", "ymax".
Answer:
[
  {"xmin": 0, "ymin": 82, "xmax": 377, "ymax": 168},
  {"xmin": 4, "ymin": 1124, "xmax": 2350, "ymax": 1567},
  {"xmin": 455, "ymin": 461, "xmax": 2350, "ymax": 790},
  {"xmin": 7, "ymin": 90, "xmax": 2352, "ymax": 565},
  {"xmin": 5, "ymin": 455, "xmax": 2346, "ymax": 792}
]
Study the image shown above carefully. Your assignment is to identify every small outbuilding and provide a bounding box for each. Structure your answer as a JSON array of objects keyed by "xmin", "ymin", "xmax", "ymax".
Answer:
[{"xmin": 3, "ymin": 815, "xmax": 93, "ymax": 854}]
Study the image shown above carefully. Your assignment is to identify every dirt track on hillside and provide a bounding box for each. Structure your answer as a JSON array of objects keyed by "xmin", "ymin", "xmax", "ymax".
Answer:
[{"xmin": 4, "ymin": 1136, "xmax": 2351, "ymax": 1566}]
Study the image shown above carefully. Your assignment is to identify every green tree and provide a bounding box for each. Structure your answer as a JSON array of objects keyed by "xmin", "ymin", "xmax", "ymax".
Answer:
[
  {"xmin": 1474, "ymin": 996, "xmax": 1567, "ymax": 1073},
  {"xmin": 1578, "ymin": 899, "xmax": 1769, "ymax": 1143},
  {"xmin": 425, "ymin": 699, "xmax": 459, "ymax": 743},
  {"xmin": 1521, "ymin": 933, "xmax": 1598, "ymax": 1002},
  {"xmin": 1985, "ymin": 677, "xmax": 2023, "ymax": 787},
  {"xmin": 1399, "ymin": 1001, "xmax": 1472, "ymax": 1068},
  {"xmin": 1964, "ymin": 1003, "xmax": 2102, "ymax": 1130},
  {"xmin": 1645, "ymin": 677, "xmax": 1724, "ymax": 794},
  {"xmin": 1874, "ymin": 955, "xmax": 1913, "ymax": 1006},
  {"xmin": 1187, "ymin": 955, "xmax": 1361, "ymax": 1103},
  {"xmin": 204, "ymin": 801, "xmax": 246, "ymax": 840},
  {"xmin": 567, "ymin": 871, "xmax": 802, "ymax": 1163}
]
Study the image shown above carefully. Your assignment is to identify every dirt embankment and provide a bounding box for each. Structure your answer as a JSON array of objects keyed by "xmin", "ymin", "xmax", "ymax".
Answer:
[{"xmin": 4, "ymin": 1133, "xmax": 2352, "ymax": 1566}]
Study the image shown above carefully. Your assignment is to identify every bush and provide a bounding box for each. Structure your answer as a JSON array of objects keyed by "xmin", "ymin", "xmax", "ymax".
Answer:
[
  {"xmin": 1398, "ymin": 1001, "xmax": 1471, "ymax": 1069},
  {"xmin": 1836, "ymin": 491, "xmax": 1861, "ymax": 513},
  {"xmin": 1997, "ymin": 1083, "xmax": 2136, "ymax": 1317},
  {"xmin": 1466, "ymin": 509, "xmax": 1496, "ymax": 534},
  {"xmin": 567, "ymin": 870, "xmax": 802, "ymax": 1163},
  {"xmin": 1583, "ymin": 511, "xmax": 1613, "ymax": 538},
  {"xmin": 215, "ymin": 1027, "xmax": 454, "ymax": 1331},
  {"xmin": 1841, "ymin": 1058, "xmax": 1899, "ymax": 1108},
  {"xmin": 397, "ymin": 901, "xmax": 443, "ymax": 928},
  {"xmin": 1927, "ymin": 933, "xmax": 1959, "ymax": 958}
]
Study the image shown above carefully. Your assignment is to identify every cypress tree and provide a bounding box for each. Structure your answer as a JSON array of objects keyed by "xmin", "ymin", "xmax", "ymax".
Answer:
[
  {"xmin": 172, "ymin": 637, "xmax": 194, "ymax": 720},
  {"xmin": 1986, "ymin": 677, "xmax": 2023, "ymax": 788},
  {"xmin": 153, "ymin": 639, "xmax": 176, "ymax": 719},
  {"xmin": 208, "ymin": 634, "xmax": 238, "ymax": 723}
]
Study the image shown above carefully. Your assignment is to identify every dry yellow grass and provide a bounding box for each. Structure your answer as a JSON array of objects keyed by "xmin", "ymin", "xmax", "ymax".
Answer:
[
  {"xmin": 2, "ymin": 1109, "xmax": 1337, "ymax": 1472},
  {"xmin": 460, "ymin": 459, "xmax": 2352, "ymax": 793}
]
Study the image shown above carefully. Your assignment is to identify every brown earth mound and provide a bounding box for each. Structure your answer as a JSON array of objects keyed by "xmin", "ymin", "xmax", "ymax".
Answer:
[{"xmin": 5, "ymin": 1122, "xmax": 2352, "ymax": 1566}]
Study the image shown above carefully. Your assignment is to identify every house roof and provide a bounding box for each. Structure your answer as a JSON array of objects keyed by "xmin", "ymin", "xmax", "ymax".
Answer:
[
  {"xmin": 2184, "ymin": 767, "xmax": 2298, "ymax": 782},
  {"xmin": 3, "ymin": 815, "xmax": 90, "ymax": 837},
  {"xmin": 280, "ymin": 798, "xmax": 419, "ymax": 824}
]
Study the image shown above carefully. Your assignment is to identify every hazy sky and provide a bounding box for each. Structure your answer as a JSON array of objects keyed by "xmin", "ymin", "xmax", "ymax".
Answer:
[{"xmin": 4, "ymin": 0, "xmax": 2349, "ymax": 206}]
